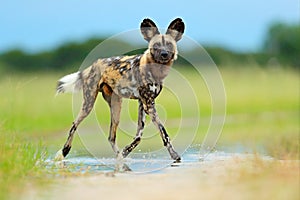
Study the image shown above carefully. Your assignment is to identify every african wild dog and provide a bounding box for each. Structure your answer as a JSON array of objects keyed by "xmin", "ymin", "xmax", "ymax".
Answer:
[{"xmin": 55, "ymin": 18, "xmax": 185, "ymax": 161}]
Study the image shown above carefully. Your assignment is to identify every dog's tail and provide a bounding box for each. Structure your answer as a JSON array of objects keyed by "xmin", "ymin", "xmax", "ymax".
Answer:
[{"xmin": 56, "ymin": 71, "xmax": 83, "ymax": 94}]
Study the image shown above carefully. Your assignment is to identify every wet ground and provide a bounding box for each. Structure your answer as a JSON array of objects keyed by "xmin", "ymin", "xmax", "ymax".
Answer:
[
  {"xmin": 45, "ymin": 145, "xmax": 272, "ymax": 175},
  {"xmin": 24, "ymin": 146, "xmax": 298, "ymax": 200}
]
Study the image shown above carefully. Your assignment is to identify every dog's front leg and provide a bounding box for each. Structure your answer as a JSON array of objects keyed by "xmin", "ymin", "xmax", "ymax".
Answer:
[
  {"xmin": 121, "ymin": 100, "xmax": 146, "ymax": 158},
  {"xmin": 145, "ymin": 102, "xmax": 181, "ymax": 161}
]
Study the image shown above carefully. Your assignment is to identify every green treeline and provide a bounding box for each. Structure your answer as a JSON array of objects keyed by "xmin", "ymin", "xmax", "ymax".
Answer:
[{"xmin": 0, "ymin": 22, "xmax": 299, "ymax": 72}]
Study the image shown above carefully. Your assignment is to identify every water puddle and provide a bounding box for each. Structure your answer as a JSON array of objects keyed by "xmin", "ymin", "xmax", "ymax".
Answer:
[{"xmin": 44, "ymin": 145, "xmax": 273, "ymax": 175}]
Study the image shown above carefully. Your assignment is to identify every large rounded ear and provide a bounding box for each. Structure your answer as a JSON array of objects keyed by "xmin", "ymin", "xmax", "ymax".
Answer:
[
  {"xmin": 140, "ymin": 18, "xmax": 160, "ymax": 42},
  {"xmin": 166, "ymin": 18, "xmax": 185, "ymax": 41}
]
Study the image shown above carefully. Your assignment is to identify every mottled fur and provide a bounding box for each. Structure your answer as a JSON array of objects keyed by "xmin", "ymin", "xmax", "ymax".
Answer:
[{"xmin": 56, "ymin": 18, "xmax": 185, "ymax": 161}]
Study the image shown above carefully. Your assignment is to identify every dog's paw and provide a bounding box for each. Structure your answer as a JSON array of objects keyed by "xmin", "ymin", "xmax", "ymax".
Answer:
[
  {"xmin": 116, "ymin": 151, "xmax": 125, "ymax": 161},
  {"xmin": 169, "ymin": 149, "xmax": 181, "ymax": 162},
  {"xmin": 54, "ymin": 149, "xmax": 65, "ymax": 161}
]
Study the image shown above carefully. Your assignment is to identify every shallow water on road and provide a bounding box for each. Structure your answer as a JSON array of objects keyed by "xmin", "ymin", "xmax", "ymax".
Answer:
[{"xmin": 45, "ymin": 145, "xmax": 272, "ymax": 174}]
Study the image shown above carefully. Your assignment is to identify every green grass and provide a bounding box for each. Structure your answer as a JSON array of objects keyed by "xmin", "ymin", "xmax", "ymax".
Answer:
[
  {"xmin": 217, "ymin": 67, "xmax": 299, "ymax": 158},
  {"xmin": 0, "ymin": 131, "xmax": 45, "ymax": 200},
  {"xmin": 0, "ymin": 73, "xmax": 74, "ymax": 133},
  {"xmin": 222, "ymin": 67, "xmax": 298, "ymax": 113},
  {"xmin": 0, "ymin": 66, "xmax": 299, "ymax": 199}
]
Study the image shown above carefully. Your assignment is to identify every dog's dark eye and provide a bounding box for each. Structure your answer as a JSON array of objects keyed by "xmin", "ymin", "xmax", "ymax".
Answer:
[
  {"xmin": 166, "ymin": 42, "xmax": 173, "ymax": 50},
  {"xmin": 153, "ymin": 43, "xmax": 161, "ymax": 50}
]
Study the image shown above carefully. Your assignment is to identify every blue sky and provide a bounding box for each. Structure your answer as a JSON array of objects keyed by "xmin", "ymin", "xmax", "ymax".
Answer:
[{"xmin": 1, "ymin": 0, "xmax": 299, "ymax": 53}]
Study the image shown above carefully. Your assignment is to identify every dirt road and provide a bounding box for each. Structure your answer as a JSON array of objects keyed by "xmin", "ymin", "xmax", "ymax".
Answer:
[{"xmin": 24, "ymin": 153, "xmax": 299, "ymax": 200}]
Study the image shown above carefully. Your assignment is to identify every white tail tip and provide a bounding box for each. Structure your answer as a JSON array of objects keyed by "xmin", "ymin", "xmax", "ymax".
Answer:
[{"xmin": 56, "ymin": 72, "xmax": 82, "ymax": 94}]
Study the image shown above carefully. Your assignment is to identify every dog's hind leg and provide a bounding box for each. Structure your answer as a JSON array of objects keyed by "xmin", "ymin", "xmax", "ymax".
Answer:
[
  {"xmin": 55, "ymin": 66, "xmax": 101, "ymax": 160},
  {"xmin": 121, "ymin": 100, "xmax": 146, "ymax": 158},
  {"xmin": 102, "ymin": 87, "xmax": 122, "ymax": 155}
]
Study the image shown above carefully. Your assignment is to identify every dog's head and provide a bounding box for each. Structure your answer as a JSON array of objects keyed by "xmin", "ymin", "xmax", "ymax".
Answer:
[{"xmin": 140, "ymin": 18, "xmax": 185, "ymax": 64}]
